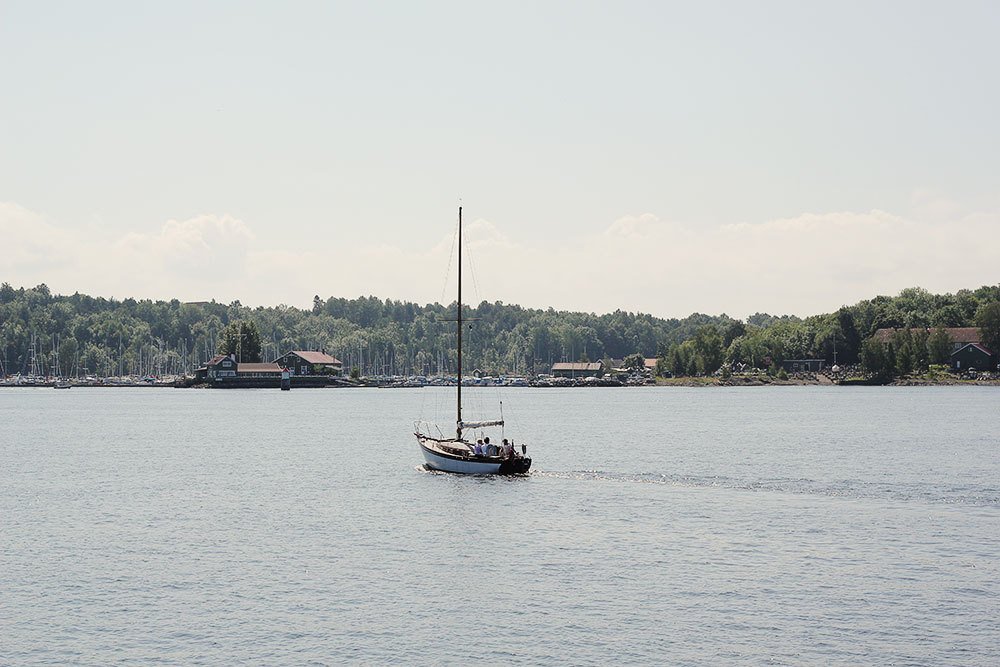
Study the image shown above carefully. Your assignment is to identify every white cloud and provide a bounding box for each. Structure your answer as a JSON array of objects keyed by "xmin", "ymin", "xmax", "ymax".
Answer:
[
  {"xmin": 605, "ymin": 213, "xmax": 661, "ymax": 238},
  {"xmin": 117, "ymin": 215, "xmax": 254, "ymax": 257},
  {"xmin": 0, "ymin": 202, "xmax": 75, "ymax": 275},
  {"xmin": 114, "ymin": 215, "xmax": 255, "ymax": 288},
  {"xmin": 461, "ymin": 208, "xmax": 1000, "ymax": 317},
  {"xmin": 0, "ymin": 206, "xmax": 258, "ymax": 303},
  {"xmin": 2, "ymin": 201, "xmax": 998, "ymax": 318},
  {"xmin": 464, "ymin": 217, "xmax": 510, "ymax": 248}
]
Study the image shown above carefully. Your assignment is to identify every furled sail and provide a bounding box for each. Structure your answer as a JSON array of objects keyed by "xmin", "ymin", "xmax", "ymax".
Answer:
[{"xmin": 458, "ymin": 420, "xmax": 504, "ymax": 429}]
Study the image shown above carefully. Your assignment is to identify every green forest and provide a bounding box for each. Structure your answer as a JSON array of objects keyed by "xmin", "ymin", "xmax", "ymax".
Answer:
[{"xmin": 1, "ymin": 281, "xmax": 998, "ymax": 379}]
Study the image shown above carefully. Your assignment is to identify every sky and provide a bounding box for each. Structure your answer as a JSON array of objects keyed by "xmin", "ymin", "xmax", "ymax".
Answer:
[{"xmin": 2, "ymin": 1, "xmax": 999, "ymax": 320}]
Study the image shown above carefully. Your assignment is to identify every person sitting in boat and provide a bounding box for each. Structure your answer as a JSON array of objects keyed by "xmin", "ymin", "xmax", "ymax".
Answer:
[
  {"xmin": 474, "ymin": 439, "xmax": 484, "ymax": 456},
  {"xmin": 484, "ymin": 436, "xmax": 495, "ymax": 456}
]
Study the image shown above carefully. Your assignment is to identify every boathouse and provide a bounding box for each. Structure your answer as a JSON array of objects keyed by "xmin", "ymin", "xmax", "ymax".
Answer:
[
  {"xmin": 551, "ymin": 361, "xmax": 604, "ymax": 378},
  {"xmin": 273, "ymin": 350, "xmax": 343, "ymax": 376},
  {"xmin": 237, "ymin": 362, "xmax": 283, "ymax": 378}
]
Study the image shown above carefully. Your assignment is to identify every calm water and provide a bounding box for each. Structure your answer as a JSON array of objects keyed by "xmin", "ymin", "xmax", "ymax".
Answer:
[{"xmin": 2, "ymin": 386, "xmax": 998, "ymax": 665}]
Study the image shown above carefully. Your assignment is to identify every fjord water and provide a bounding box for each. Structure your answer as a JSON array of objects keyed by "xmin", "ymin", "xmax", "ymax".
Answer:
[{"xmin": 2, "ymin": 387, "xmax": 998, "ymax": 665}]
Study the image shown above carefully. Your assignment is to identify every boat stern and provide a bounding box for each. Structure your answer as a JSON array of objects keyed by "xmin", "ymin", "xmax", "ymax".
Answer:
[{"xmin": 498, "ymin": 456, "xmax": 531, "ymax": 474}]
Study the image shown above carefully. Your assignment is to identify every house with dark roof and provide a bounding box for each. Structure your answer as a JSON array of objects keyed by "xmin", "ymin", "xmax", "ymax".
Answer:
[
  {"xmin": 950, "ymin": 343, "xmax": 996, "ymax": 372},
  {"xmin": 273, "ymin": 350, "xmax": 343, "ymax": 376},
  {"xmin": 195, "ymin": 354, "xmax": 286, "ymax": 382},
  {"xmin": 194, "ymin": 354, "xmax": 238, "ymax": 381},
  {"xmin": 551, "ymin": 361, "xmax": 604, "ymax": 378},
  {"xmin": 874, "ymin": 327, "xmax": 996, "ymax": 372}
]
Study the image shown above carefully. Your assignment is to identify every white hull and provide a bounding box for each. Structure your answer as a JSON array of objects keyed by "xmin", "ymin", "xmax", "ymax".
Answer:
[{"xmin": 419, "ymin": 442, "xmax": 502, "ymax": 474}]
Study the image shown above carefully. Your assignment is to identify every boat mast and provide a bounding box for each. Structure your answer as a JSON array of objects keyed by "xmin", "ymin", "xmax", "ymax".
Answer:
[{"xmin": 456, "ymin": 206, "xmax": 463, "ymax": 440}]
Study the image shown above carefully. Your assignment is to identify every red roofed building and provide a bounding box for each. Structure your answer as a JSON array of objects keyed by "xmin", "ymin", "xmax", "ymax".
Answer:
[
  {"xmin": 237, "ymin": 362, "xmax": 283, "ymax": 378},
  {"xmin": 273, "ymin": 350, "xmax": 343, "ymax": 376}
]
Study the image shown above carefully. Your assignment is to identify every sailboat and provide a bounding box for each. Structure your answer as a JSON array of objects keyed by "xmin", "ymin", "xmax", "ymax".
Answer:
[{"xmin": 414, "ymin": 207, "xmax": 532, "ymax": 475}]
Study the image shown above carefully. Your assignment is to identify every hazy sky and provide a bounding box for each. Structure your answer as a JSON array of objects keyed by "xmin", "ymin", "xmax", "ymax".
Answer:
[{"xmin": 2, "ymin": 1, "xmax": 998, "ymax": 319}]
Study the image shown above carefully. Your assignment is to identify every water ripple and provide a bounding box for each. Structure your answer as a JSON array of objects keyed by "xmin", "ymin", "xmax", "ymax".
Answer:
[
  {"xmin": 2, "ymin": 387, "xmax": 999, "ymax": 665},
  {"xmin": 535, "ymin": 469, "xmax": 1000, "ymax": 508}
]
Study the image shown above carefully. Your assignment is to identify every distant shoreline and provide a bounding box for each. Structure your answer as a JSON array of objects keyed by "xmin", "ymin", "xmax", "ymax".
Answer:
[
  {"xmin": 3, "ymin": 377, "xmax": 999, "ymax": 389},
  {"xmin": 655, "ymin": 375, "xmax": 1000, "ymax": 387}
]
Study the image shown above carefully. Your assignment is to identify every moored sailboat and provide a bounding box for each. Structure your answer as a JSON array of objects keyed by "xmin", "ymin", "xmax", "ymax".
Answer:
[{"xmin": 414, "ymin": 207, "xmax": 531, "ymax": 475}]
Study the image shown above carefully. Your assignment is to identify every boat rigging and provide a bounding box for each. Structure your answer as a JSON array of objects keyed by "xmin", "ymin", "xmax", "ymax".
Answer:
[{"xmin": 414, "ymin": 206, "xmax": 532, "ymax": 475}]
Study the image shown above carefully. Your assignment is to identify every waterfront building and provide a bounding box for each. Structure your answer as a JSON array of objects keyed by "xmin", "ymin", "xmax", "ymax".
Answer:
[
  {"xmin": 237, "ymin": 362, "xmax": 283, "ymax": 378},
  {"xmin": 950, "ymin": 343, "xmax": 996, "ymax": 371},
  {"xmin": 195, "ymin": 354, "xmax": 238, "ymax": 381},
  {"xmin": 273, "ymin": 350, "xmax": 343, "ymax": 376},
  {"xmin": 551, "ymin": 361, "xmax": 604, "ymax": 378},
  {"xmin": 780, "ymin": 359, "xmax": 826, "ymax": 372}
]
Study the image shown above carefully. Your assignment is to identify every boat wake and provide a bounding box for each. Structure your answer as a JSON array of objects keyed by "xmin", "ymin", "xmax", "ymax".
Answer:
[{"xmin": 534, "ymin": 470, "xmax": 1000, "ymax": 508}]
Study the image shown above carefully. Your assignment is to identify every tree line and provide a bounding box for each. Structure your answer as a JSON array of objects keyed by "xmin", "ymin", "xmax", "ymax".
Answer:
[
  {"xmin": 857, "ymin": 301, "xmax": 1000, "ymax": 380},
  {"xmin": 660, "ymin": 286, "xmax": 1000, "ymax": 378},
  {"xmin": 1, "ymin": 282, "xmax": 998, "ymax": 379}
]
